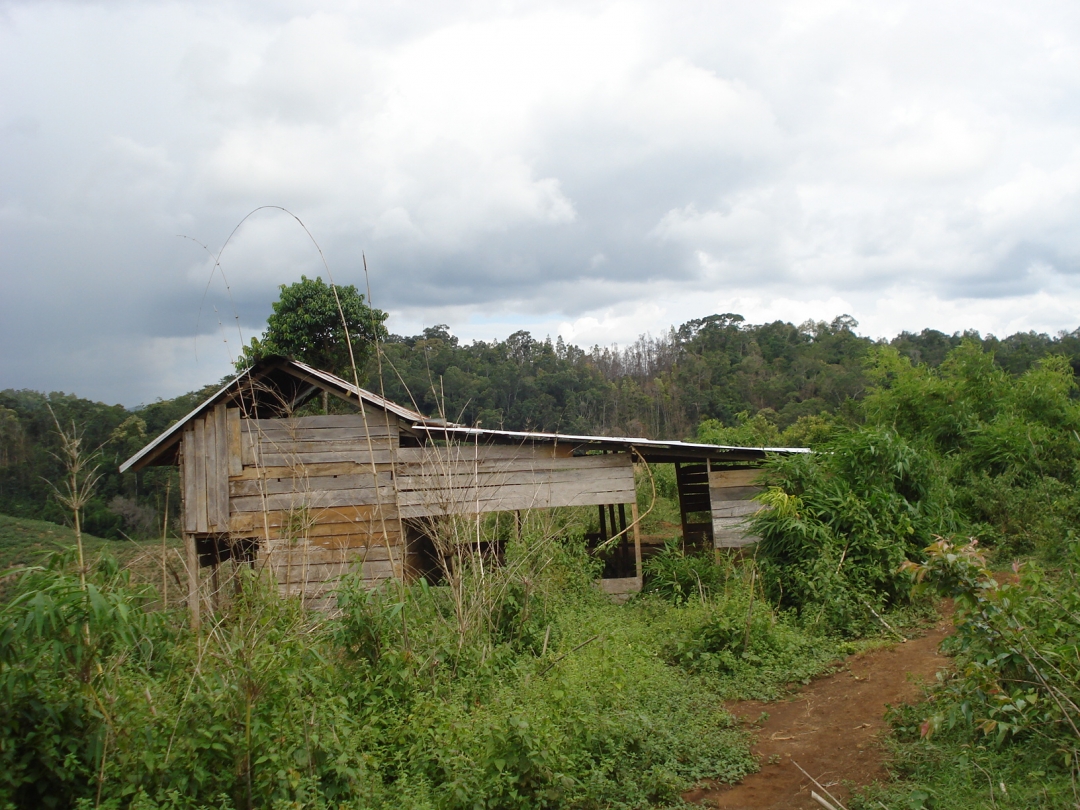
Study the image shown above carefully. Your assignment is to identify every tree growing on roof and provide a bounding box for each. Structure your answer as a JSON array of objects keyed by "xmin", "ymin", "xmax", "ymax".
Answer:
[{"xmin": 237, "ymin": 275, "xmax": 388, "ymax": 383}]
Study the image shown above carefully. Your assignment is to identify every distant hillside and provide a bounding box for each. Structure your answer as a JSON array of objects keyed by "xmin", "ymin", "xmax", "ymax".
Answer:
[
  {"xmin": 3, "ymin": 314, "xmax": 1079, "ymax": 553},
  {"xmin": 0, "ymin": 514, "xmax": 116, "ymax": 571},
  {"xmin": 0, "ymin": 514, "xmax": 177, "ymax": 598}
]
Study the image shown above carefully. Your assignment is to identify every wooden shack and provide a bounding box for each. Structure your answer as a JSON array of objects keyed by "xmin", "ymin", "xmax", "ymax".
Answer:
[{"xmin": 120, "ymin": 357, "xmax": 805, "ymax": 621}]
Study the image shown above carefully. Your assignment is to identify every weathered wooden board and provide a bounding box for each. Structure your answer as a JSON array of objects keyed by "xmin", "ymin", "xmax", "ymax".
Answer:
[
  {"xmin": 279, "ymin": 520, "xmax": 400, "ymax": 541},
  {"xmin": 229, "ymin": 461, "xmax": 392, "ymax": 482},
  {"xmin": 253, "ymin": 414, "xmax": 398, "ymax": 430},
  {"xmin": 398, "ymin": 478, "xmax": 635, "ymax": 517},
  {"xmin": 193, "ymin": 417, "xmax": 208, "ymax": 533},
  {"xmin": 708, "ymin": 468, "xmax": 763, "ymax": 488},
  {"xmin": 229, "ymin": 505, "xmax": 399, "ymax": 534},
  {"xmin": 394, "ymin": 445, "xmax": 634, "ymax": 517},
  {"xmin": 713, "ymin": 515, "xmax": 761, "ymax": 548},
  {"xmin": 240, "ymin": 419, "xmax": 259, "ymax": 466},
  {"xmin": 709, "ymin": 467, "xmax": 765, "ymax": 549},
  {"xmin": 252, "ymin": 425, "xmax": 397, "ymax": 442},
  {"xmin": 262, "ymin": 541, "xmax": 400, "ymax": 563},
  {"xmin": 256, "ymin": 450, "xmax": 397, "ymax": 467},
  {"xmin": 267, "ymin": 558, "xmax": 401, "ymax": 585},
  {"xmin": 227, "ymin": 407, "xmax": 243, "ymax": 477},
  {"xmin": 710, "ymin": 486, "xmax": 762, "ymax": 502},
  {"xmin": 395, "ymin": 466, "xmax": 633, "ymax": 492},
  {"xmin": 229, "ymin": 472, "xmax": 393, "ymax": 498},
  {"xmin": 204, "ymin": 411, "xmax": 220, "ymax": 530},
  {"xmin": 207, "ymin": 404, "xmax": 230, "ymax": 532},
  {"xmin": 256, "ymin": 438, "xmax": 399, "ymax": 455},
  {"xmin": 230, "ymin": 486, "xmax": 399, "ymax": 513},
  {"xmin": 711, "ymin": 501, "xmax": 760, "ymax": 519},
  {"xmin": 394, "ymin": 453, "xmax": 627, "ymax": 477},
  {"xmin": 395, "ymin": 444, "xmax": 572, "ymax": 464},
  {"xmin": 230, "ymin": 524, "xmax": 400, "ymax": 546},
  {"xmin": 181, "ymin": 429, "xmax": 197, "ymax": 533},
  {"xmin": 398, "ymin": 471, "xmax": 634, "ymax": 498}
]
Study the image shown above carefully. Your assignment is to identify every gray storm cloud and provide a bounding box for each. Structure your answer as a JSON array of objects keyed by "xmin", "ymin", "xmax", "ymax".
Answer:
[{"xmin": 3, "ymin": 0, "xmax": 1080, "ymax": 404}]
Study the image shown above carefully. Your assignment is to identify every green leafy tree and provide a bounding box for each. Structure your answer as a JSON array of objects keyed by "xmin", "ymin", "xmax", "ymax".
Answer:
[{"xmin": 238, "ymin": 275, "xmax": 387, "ymax": 382}]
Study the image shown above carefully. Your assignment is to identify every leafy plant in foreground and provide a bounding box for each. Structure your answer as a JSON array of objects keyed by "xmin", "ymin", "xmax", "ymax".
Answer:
[{"xmin": 903, "ymin": 537, "xmax": 1080, "ymax": 755}]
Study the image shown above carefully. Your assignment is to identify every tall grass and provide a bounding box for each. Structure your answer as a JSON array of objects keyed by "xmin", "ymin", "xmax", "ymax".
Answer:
[{"xmin": 0, "ymin": 528, "xmax": 858, "ymax": 808}]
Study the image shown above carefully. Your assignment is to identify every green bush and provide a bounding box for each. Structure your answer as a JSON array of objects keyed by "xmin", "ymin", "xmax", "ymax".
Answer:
[
  {"xmin": 749, "ymin": 428, "xmax": 950, "ymax": 635},
  {"xmin": 903, "ymin": 538, "xmax": 1080, "ymax": 749},
  {"xmin": 642, "ymin": 540, "xmax": 729, "ymax": 604},
  {"xmin": 862, "ymin": 342, "xmax": 1080, "ymax": 562},
  {"xmin": 853, "ymin": 537, "xmax": 1080, "ymax": 809},
  {"xmin": 651, "ymin": 576, "xmax": 850, "ymax": 701}
]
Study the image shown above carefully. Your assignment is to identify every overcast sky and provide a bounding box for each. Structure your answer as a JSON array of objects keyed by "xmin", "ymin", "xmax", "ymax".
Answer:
[{"xmin": 4, "ymin": 0, "xmax": 1080, "ymax": 405}]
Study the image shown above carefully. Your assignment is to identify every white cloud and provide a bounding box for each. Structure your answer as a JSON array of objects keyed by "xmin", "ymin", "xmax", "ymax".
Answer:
[{"xmin": 4, "ymin": 0, "xmax": 1080, "ymax": 403}]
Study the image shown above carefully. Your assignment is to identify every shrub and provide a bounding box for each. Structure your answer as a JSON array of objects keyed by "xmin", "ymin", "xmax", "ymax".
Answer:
[
  {"xmin": 904, "ymin": 537, "xmax": 1080, "ymax": 751},
  {"xmin": 749, "ymin": 428, "xmax": 950, "ymax": 635},
  {"xmin": 642, "ymin": 540, "xmax": 729, "ymax": 604}
]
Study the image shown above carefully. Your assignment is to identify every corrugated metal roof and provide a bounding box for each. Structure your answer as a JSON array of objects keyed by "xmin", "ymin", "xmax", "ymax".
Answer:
[
  {"xmin": 119, "ymin": 376, "xmax": 241, "ymax": 473},
  {"xmin": 119, "ymin": 356, "xmax": 810, "ymax": 474},
  {"xmin": 411, "ymin": 425, "xmax": 810, "ymax": 458},
  {"xmin": 286, "ymin": 359, "xmax": 434, "ymax": 424}
]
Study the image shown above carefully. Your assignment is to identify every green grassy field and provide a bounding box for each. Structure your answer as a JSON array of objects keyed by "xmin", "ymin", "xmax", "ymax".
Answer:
[
  {"xmin": 0, "ymin": 513, "xmax": 119, "ymax": 570},
  {"xmin": 0, "ymin": 513, "xmax": 180, "ymax": 597}
]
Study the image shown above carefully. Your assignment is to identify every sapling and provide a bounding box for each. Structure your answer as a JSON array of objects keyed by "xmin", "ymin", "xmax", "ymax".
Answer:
[{"xmin": 45, "ymin": 405, "xmax": 103, "ymax": 598}]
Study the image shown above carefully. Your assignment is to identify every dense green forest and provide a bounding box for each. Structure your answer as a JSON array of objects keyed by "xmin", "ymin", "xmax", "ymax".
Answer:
[
  {"xmin": 4, "ymin": 299, "xmax": 1080, "ymax": 807},
  {"xmin": 4, "ymin": 313, "xmax": 1080, "ymax": 543}
]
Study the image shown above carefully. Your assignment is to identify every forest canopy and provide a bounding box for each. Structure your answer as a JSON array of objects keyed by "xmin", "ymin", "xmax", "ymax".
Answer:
[{"xmin": 2, "ymin": 312, "xmax": 1080, "ymax": 540}]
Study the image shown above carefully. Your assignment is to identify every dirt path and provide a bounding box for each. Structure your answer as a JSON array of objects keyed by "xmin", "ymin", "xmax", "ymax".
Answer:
[{"xmin": 685, "ymin": 612, "xmax": 954, "ymax": 809}]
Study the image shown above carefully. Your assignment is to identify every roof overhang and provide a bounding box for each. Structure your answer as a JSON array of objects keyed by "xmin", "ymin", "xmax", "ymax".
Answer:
[
  {"xmin": 411, "ymin": 425, "xmax": 809, "ymax": 464},
  {"xmin": 119, "ymin": 356, "xmax": 436, "ymax": 473}
]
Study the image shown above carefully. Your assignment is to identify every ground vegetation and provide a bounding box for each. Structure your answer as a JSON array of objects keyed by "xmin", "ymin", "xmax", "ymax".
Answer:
[{"xmin": 5, "ymin": 306, "xmax": 1080, "ymax": 807}]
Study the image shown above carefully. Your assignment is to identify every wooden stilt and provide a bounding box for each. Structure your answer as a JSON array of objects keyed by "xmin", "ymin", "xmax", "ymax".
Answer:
[
  {"xmin": 617, "ymin": 503, "xmax": 629, "ymax": 575},
  {"xmin": 631, "ymin": 503, "xmax": 642, "ymax": 582},
  {"xmin": 210, "ymin": 557, "xmax": 220, "ymax": 612},
  {"xmin": 185, "ymin": 532, "xmax": 200, "ymax": 631}
]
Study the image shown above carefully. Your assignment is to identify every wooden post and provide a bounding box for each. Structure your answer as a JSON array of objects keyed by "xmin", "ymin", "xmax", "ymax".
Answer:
[
  {"xmin": 210, "ymin": 555, "xmax": 220, "ymax": 612},
  {"xmin": 617, "ymin": 503, "xmax": 628, "ymax": 574},
  {"xmin": 185, "ymin": 532, "xmax": 200, "ymax": 631},
  {"xmin": 631, "ymin": 503, "xmax": 642, "ymax": 583}
]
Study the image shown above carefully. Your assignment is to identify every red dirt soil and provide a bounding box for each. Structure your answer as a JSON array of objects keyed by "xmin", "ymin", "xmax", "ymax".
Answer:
[{"xmin": 685, "ymin": 610, "xmax": 954, "ymax": 809}]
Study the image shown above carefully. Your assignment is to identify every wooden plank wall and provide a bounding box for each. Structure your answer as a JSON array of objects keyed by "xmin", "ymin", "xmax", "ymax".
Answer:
[
  {"xmin": 181, "ymin": 404, "xmax": 231, "ymax": 534},
  {"xmin": 234, "ymin": 414, "xmax": 403, "ymax": 591},
  {"xmin": 710, "ymin": 467, "xmax": 764, "ymax": 549},
  {"xmin": 181, "ymin": 409, "xmax": 641, "ymax": 601},
  {"xmin": 394, "ymin": 445, "xmax": 635, "ymax": 518},
  {"xmin": 228, "ymin": 411, "xmax": 404, "ymax": 593}
]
